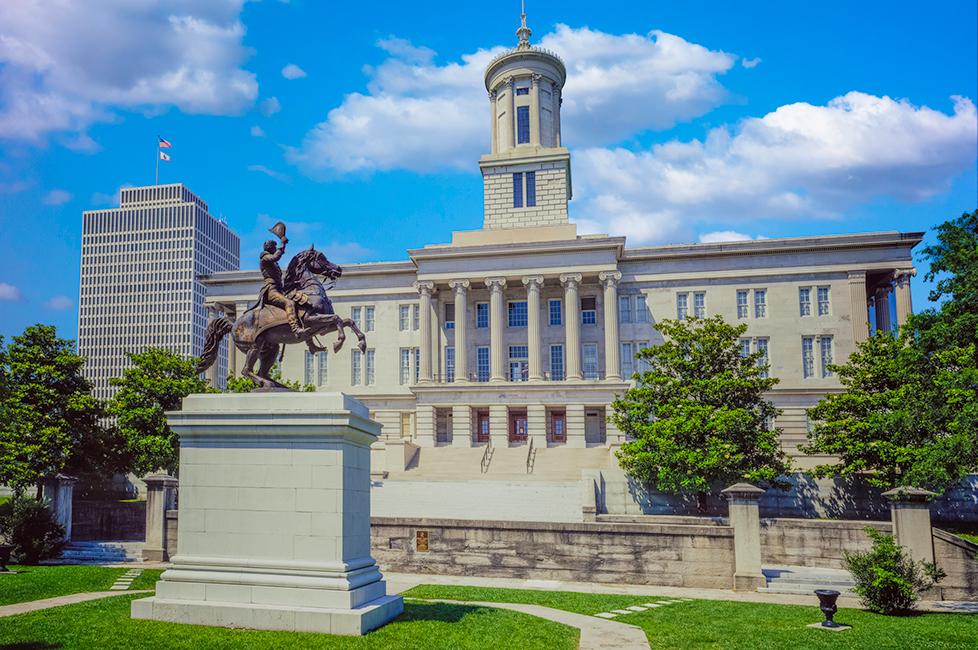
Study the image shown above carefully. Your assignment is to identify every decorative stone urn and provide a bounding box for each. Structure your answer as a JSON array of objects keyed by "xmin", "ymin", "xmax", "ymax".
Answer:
[{"xmin": 815, "ymin": 589, "xmax": 841, "ymax": 628}]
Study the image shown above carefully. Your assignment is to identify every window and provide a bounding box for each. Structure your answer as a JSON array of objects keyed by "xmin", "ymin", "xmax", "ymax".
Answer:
[
  {"xmin": 618, "ymin": 296, "xmax": 632, "ymax": 323},
  {"xmin": 676, "ymin": 293, "xmax": 689, "ymax": 320},
  {"xmin": 621, "ymin": 342, "xmax": 634, "ymax": 378},
  {"xmin": 581, "ymin": 296, "xmax": 597, "ymax": 325},
  {"xmin": 799, "ymin": 287, "xmax": 812, "ymax": 316},
  {"xmin": 399, "ymin": 305, "xmax": 410, "ymax": 331},
  {"xmin": 317, "ymin": 352, "xmax": 327, "ymax": 386},
  {"xmin": 820, "ymin": 336, "xmax": 833, "ymax": 377},
  {"xmin": 365, "ymin": 306, "xmax": 375, "ymax": 332},
  {"xmin": 399, "ymin": 348, "xmax": 411, "ymax": 385},
  {"xmin": 635, "ymin": 294, "xmax": 649, "ymax": 322},
  {"xmin": 304, "ymin": 350, "xmax": 314, "ymax": 386},
  {"xmin": 550, "ymin": 345, "xmax": 564, "ymax": 381},
  {"xmin": 516, "ymin": 106, "xmax": 530, "ymax": 144},
  {"xmin": 515, "ymin": 86, "xmax": 529, "ymax": 96},
  {"xmin": 549, "ymin": 299, "xmax": 562, "ymax": 325},
  {"xmin": 754, "ymin": 289, "xmax": 767, "ymax": 318},
  {"xmin": 739, "ymin": 338, "xmax": 752, "ymax": 358},
  {"xmin": 636, "ymin": 341, "xmax": 651, "ymax": 373},
  {"xmin": 445, "ymin": 347, "xmax": 455, "ymax": 383},
  {"xmin": 526, "ymin": 171, "xmax": 536, "ymax": 207},
  {"xmin": 509, "ymin": 345, "xmax": 528, "ymax": 382},
  {"xmin": 352, "ymin": 349, "xmax": 362, "ymax": 385},
  {"xmin": 755, "ymin": 338, "xmax": 769, "ymax": 379},
  {"xmin": 352, "ymin": 306, "xmax": 362, "ymax": 329},
  {"xmin": 413, "ymin": 348, "xmax": 420, "ymax": 383},
  {"xmin": 802, "ymin": 336, "xmax": 815, "ymax": 379},
  {"xmin": 693, "ymin": 292, "xmax": 706, "ymax": 318},
  {"xmin": 444, "ymin": 303, "xmax": 455, "ymax": 330},
  {"xmin": 476, "ymin": 302, "xmax": 489, "ymax": 328},
  {"xmin": 817, "ymin": 286, "xmax": 830, "ymax": 316},
  {"xmin": 477, "ymin": 346, "xmax": 490, "ymax": 382},
  {"xmin": 365, "ymin": 349, "xmax": 375, "ymax": 385},
  {"xmin": 737, "ymin": 290, "xmax": 749, "ymax": 319},
  {"xmin": 513, "ymin": 172, "xmax": 524, "ymax": 208},
  {"xmin": 508, "ymin": 301, "xmax": 528, "ymax": 327},
  {"xmin": 582, "ymin": 343, "xmax": 599, "ymax": 379}
]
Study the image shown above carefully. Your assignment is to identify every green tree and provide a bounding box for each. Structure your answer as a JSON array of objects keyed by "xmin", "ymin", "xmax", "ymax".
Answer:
[
  {"xmin": 612, "ymin": 316, "xmax": 791, "ymax": 509},
  {"xmin": 225, "ymin": 365, "xmax": 316, "ymax": 393},
  {"xmin": 108, "ymin": 347, "xmax": 213, "ymax": 475},
  {"xmin": 804, "ymin": 211, "xmax": 977, "ymax": 491},
  {"xmin": 0, "ymin": 325, "xmax": 121, "ymax": 494}
]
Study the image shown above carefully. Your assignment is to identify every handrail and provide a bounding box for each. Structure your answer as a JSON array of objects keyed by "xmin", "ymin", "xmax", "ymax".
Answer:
[
  {"xmin": 480, "ymin": 437, "xmax": 493, "ymax": 474},
  {"xmin": 525, "ymin": 437, "xmax": 535, "ymax": 474}
]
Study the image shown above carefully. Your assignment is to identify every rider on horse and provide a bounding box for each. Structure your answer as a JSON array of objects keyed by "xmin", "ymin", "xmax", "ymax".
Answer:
[{"xmin": 260, "ymin": 235, "xmax": 309, "ymax": 337}]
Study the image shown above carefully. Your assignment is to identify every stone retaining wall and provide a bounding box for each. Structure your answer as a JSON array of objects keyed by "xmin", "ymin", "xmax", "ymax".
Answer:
[
  {"xmin": 933, "ymin": 529, "xmax": 978, "ymax": 601},
  {"xmin": 760, "ymin": 518, "xmax": 892, "ymax": 569},
  {"xmin": 370, "ymin": 516, "xmax": 736, "ymax": 589},
  {"xmin": 72, "ymin": 500, "xmax": 145, "ymax": 540}
]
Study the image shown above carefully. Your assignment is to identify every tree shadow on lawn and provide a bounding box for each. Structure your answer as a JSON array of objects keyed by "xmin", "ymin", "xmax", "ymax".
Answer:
[{"xmin": 398, "ymin": 601, "xmax": 493, "ymax": 624}]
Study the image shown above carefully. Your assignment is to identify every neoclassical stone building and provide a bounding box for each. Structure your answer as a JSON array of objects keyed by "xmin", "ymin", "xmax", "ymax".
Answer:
[{"xmin": 202, "ymin": 18, "xmax": 920, "ymax": 476}]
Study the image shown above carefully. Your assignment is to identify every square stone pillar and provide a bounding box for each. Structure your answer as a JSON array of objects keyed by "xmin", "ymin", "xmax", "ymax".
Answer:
[
  {"xmin": 132, "ymin": 392, "xmax": 403, "ymax": 635},
  {"xmin": 142, "ymin": 472, "xmax": 178, "ymax": 562},
  {"xmin": 527, "ymin": 403, "xmax": 547, "ymax": 449},
  {"xmin": 489, "ymin": 404, "xmax": 508, "ymax": 448},
  {"xmin": 721, "ymin": 483, "xmax": 766, "ymax": 592},
  {"xmin": 882, "ymin": 486, "xmax": 936, "ymax": 565},
  {"xmin": 451, "ymin": 405, "xmax": 472, "ymax": 447},
  {"xmin": 414, "ymin": 404, "xmax": 435, "ymax": 448},
  {"xmin": 43, "ymin": 474, "xmax": 77, "ymax": 542},
  {"xmin": 565, "ymin": 404, "xmax": 586, "ymax": 448}
]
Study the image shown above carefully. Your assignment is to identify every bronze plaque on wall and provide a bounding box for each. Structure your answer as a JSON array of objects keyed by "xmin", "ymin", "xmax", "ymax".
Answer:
[{"xmin": 416, "ymin": 530, "xmax": 429, "ymax": 552}]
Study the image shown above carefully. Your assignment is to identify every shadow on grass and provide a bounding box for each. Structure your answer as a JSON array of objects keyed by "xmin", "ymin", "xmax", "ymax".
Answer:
[{"xmin": 398, "ymin": 601, "xmax": 493, "ymax": 624}]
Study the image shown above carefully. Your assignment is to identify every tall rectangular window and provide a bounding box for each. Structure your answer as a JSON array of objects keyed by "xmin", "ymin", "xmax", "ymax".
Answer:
[
  {"xmin": 802, "ymin": 336, "xmax": 815, "ymax": 379},
  {"xmin": 635, "ymin": 294, "xmax": 649, "ymax": 322},
  {"xmin": 317, "ymin": 352, "xmax": 327, "ymax": 386},
  {"xmin": 365, "ymin": 349, "xmax": 375, "ymax": 385},
  {"xmin": 304, "ymin": 350, "xmax": 314, "ymax": 386},
  {"xmin": 693, "ymin": 292, "xmax": 706, "ymax": 318},
  {"xmin": 550, "ymin": 345, "xmax": 564, "ymax": 381},
  {"xmin": 516, "ymin": 105, "xmax": 530, "ymax": 144},
  {"xmin": 399, "ymin": 305, "xmax": 410, "ymax": 331},
  {"xmin": 736, "ymin": 290, "xmax": 749, "ymax": 319},
  {"xmin": 352, "ymin": 349, "xmax": 362, "ymax": 385},
  {"xmin": 444, "ymin": 303, "xmax": 455, "ymax": 330},
  {"xmin": 755, "ymin": 338, "xmax": 769, "ymax": 379},
  {"xmin": 412, "ymin": 304, "xmax": 420, "ymax": 330},
  {"xmin": 581, "ymin": 296, "xmax": 597, "ymax": 325},
  {"xmin": 509, "ymin": 345, "xmax": 528, "ymax": 382},
  {"xmin": 676, "ymin": 293, "xmax": 689, "ymax": 319},
  {"xmin": 508, "ymin": 301, "xmax": 528, "ymax": 327},
  {"xmin": 352, "ymin": 306, "xmax": 362, "ymax": 329},
  {"xmin": 525, "ymin": 171, "xmax": 536, "ymax": 207},
  {"xmin": 365, "ymin": 306, "xmax": 375, "ymax": 332},
  {"xmin": 799, "ymin": 287, "xmax": 812, "ymax": 316},
  {"xmin": 754, "ymin": 289, "xmax": 767, "ymax": 318},
  {"xmin": 477, "ymin": 346, "xmax": 490, "ymax": 382},
  {"xmin": 399, "ymin": 348, "xmax": 411, "ymax": 385},
  {"xmin": 739, "ymin": 338, "xmax": 752, "ymax": 358},
  {"xmin": 445, "ymin": 346, "xmax": 455, "ymax": 383},
  {"xmin": 582, "ymin": 343, "xmax": 599, "ymax": 380},
  {"xmin": 817, "ymin": 286, "xmax": 831, "ymax": 316},
  {"xmin": 476, "ymin": 302, "xmax": 489, "ymax": 328},
  {"xmin": 618, "ymin": 296, "xmax": 632, "ymax": 323},
  {"xmin": 549, "ymin": 299, "xmax": 562, "ymax": 325},
  {"xmin": 621, "ymin": 342, "xmax": 635, "ymax": 379},
  {"xmin": 820, "ymin": 336, "xmax": 833, "ymax": 377},
  {"xmin": 513, "ymin": 172, "xmax": 524, "ymax": 208}
]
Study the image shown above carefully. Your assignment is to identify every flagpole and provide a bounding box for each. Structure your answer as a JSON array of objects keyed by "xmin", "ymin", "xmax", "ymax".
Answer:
[{"xmin": 155, "ymin": 137, "xmax": 159, "ymax": 186}]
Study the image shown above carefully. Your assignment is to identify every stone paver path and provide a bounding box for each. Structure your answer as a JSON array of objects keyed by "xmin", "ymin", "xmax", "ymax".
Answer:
[
  {"xmin": 593, "ymin": 598, "xmax": 691, "ymax": 619},
  {"xmin": 110, "ymin": 568, "xmax": 143, "ymax": 590},
  {"xmin": 418, "ymin": 598, "xmax": 650, "ymax": 650},
  {"xmin": 0, "ymin": 590, "xmax": 152, "ymax": 618}
]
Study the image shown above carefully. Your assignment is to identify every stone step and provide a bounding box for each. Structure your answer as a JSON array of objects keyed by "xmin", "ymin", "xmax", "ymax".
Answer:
[
  {"xmin": 57, "ymin": 540, "xmax": 144, "ymax": 564},
  {"xmin": 761, "ymin": 565, "xmax": 856, "ymax": 596},
  {"xmin": 758, "ymin": 585, "xmax": 857, "ymax": 597}
]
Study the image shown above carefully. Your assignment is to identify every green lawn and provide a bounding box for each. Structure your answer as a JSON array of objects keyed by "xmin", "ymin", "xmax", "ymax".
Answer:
[
  {"xmin": 404, "ymin": 585, "xmax": 978, "ymax": 650},
  {"xmin": 0, "ymin": 565, "xmax": 131, "ymax": 605},
  {"xmin": 0, "ymin": 592, "xmax": 577, "ymax": 650}
]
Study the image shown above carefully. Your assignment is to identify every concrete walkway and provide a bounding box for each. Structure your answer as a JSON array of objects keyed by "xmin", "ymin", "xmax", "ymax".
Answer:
[
  {"xmin": 419, "ymin": 598, "xmax": 649, "ymax": 650},
  {"xmin": 0, "ymin": 590, "xmax": 152, "ymax": 618}
]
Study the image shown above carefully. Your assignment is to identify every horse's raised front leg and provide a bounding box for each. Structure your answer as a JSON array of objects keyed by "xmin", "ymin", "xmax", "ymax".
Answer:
[{"xmin": 340, "ymin": 318, "xmax": 367, "ymax": 353}]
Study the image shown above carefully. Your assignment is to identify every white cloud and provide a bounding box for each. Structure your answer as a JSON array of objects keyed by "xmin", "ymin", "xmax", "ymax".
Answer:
[
  {"xmin": 45, "ymin": 295, "xmax": 73, "ymax": 310},
  {"xmin": 0, "ymin": 1, "xmax": 258, "ymax": 144},
  {"xmin": 698, "ymin": 230, "xmax": 764, "ymax": 243},
  {"xmin": 741, "ymin": 57, "xmax": 762, "ymax": 69},
  {"xmin": 281, "ymin": 63, "xmax": 306, "ymax": 80},
  {"xmin": 61, "ymin": 132, "xmax": 100, "ymax": 153},
  {"xmin": 91, "ymin": 183, "xmax": 131, "ymax": 206},
  {"xmin": 260, "ymin": 97, "xmax": 281, "ymax": 116},
  {"xmin": 242, "ymin": 214, "xmax": 374, "ymax": 264},
  {"xmin": 289, "ymin": 26, "xmax": 737, "ymax": 174},
  {"xmin": 571, "ymin": 93, "xmax": 978, "ymax": 244},
  {"xmin": 248, "ymin": 164, "xmax": 290, "ymax": 183},
  {"xmin": 250, "ymin": 125, "xmax": 266, "ymax": 137},
  {"xmin": 42, "ymin": 188, "xmax": 72, "ymax": 205},
  {"xmin": 0, "ymin": 283, "xmax": 21, "ymax": 300}
]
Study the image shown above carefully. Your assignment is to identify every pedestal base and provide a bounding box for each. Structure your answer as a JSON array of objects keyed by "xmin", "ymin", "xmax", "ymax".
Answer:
[{"xmin": 132, "ymin": 594, "xmax": 403, "ymax": 635}]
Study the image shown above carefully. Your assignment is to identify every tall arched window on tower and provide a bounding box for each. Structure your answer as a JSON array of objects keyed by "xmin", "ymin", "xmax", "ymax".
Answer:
[{"xmin": 516, "ymin": 106, "xmax": 530, "ymax": 144}]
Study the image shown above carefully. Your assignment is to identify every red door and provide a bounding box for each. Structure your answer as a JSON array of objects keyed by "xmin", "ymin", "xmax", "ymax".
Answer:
[
  {"xmin": 476, "ymin": 410, "xmax": 490, "ymax": 443},
  {"xmin": 509, "ymin": 411, "xmax": 528, "ymax": 443},
  {"xmin": 550, "ymin": 412, "xmax": 566, "ymax": 443}
]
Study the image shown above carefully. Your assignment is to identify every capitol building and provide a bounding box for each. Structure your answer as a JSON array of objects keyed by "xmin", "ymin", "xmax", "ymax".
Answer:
[{"xmin": 201, "ymin": 19, "xmax": 920, "ymax": 513}]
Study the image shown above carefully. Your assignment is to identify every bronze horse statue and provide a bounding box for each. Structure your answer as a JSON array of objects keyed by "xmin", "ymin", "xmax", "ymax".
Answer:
[{"xmin": 197, "ymin": 246, "xmax": 366, "ymax": 389}]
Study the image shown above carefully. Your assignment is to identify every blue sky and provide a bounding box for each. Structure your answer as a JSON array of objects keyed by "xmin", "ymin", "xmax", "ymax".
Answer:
[{"xmin": 1, "ymin": 0, "xmax": 976, "ymax": 341}]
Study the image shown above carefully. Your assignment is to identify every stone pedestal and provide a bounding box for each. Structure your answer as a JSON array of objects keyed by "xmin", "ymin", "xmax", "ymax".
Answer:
[
  {"xmin": 43, "ymin": 474, "xmax": 77, "ymax": 541},
  {"xmin": 882, "ymin": 486, "xmax": 936, "ymax": 565},
  {"xmin": 142, "ymin": 472, "xmax": 178, "ymax": 562},
  {"xmin": 132, "ymin": 392, "xmax": 403, "ymax": 635},
  {"xmin": 721, "ymin": 483, "xmax": 766, "ymax": 592}
]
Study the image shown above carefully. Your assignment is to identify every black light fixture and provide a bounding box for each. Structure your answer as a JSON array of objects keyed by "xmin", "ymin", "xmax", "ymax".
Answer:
[{"xmin": 815, "ymin": 589, "xmax": 842, "ymax": 628}]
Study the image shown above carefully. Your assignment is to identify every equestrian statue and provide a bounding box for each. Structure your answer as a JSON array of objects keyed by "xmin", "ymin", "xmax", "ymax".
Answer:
[{"xmin": 197, "ymin": 221, "xmax": 366, "ymax": 390}]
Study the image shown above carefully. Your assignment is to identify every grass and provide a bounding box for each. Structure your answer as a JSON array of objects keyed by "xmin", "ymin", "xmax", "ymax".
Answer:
[
  {"xmin": 404, "ymin": 585, "xmax": 978, "ymax": 650},
  {"xmin": 0, "ymin": 592, "xmax": 578, "ymax": 649},
  {"xmin": 939, "ymin": 524, "xmax": 978, "ymax": 545},
  {"xmin": 0, "ymin": 565, "xmax": 129, "ymax": 606}
]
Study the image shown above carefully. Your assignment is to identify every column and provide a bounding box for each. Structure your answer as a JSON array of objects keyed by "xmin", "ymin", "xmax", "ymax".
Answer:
[
  {"xmin": 874, "ymin": 285, "xmax": 892, "ymax": 334},
  {"xmin": 894, "ymin": 268, "xmax": 916, "ymax": 327},
  {"xmin": 489, "ymin": 404, "xmax": 508, "ymax": 448},
  {"xmin": 485, "ymin": 277, "xmax": 507, "ymax": 382},
  {"xmin": 507, "ymin": 76, "xmax": 516, "ymax": 149},
  {"xmin": 43, "ymin": 474, "xmax": 77, "ymax": 542},
  {"xmin": 527, "ymin": 403, "xmax": 546, "ymax": 449},
  {"xmin": 847, "ymin": 271, "xmax": 869, "ymax": 344},
  {"xmin": 449, "ymin": 280, "xmax": 470, "ymax": 382},
  {"xmin": 561, "ymin": 273, "xmax": 583, "ymax": 380},
  {"xmin": 415, "ymin": 281, "xmax": 434, "ymax": 382},
  {"xmin": 882, "ymin": 486, "xmax": 936, "ymax": 565},
  {"xmin": 529, "ymin": 74, "xmax": 541, "ymax": 146},
  {"xmin": 522, "ymin": 276, "xmax": 544, "ymax": 381},
  {"xmin": 600, "ymin": 271, "xmax": 622, "ymax": 381},
  {"xmin": 142, "ymin": 472, "xmax": 178, "ymax": 562},
  {"xmin": 451, "ymin": 405, "xmax": 472, "ymax": 448},
  {"xmin": 721, "ymin": 483, "xmax": 766, "ymax": 592},
  {"xmin": 489, "ymin": 90, "xmax": 498, "ymax": 154},
  {"xmin": 566, "ymin": 403, "xmax": 586, "ymax": 448}
]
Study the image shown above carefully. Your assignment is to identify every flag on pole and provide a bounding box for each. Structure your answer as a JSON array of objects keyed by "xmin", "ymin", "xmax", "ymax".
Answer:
[
  {"xmin": 158, "ymin": 136, "xmax": 172, "ymax": 148},
  {"xmin": 159, "ymin": 151, "xmax": 171, "ymax": 161}
]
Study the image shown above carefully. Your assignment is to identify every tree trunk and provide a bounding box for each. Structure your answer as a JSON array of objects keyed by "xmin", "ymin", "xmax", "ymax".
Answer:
[{"xmin": 696, "ymin": 492, "xmax": 708, "ymax": 513}]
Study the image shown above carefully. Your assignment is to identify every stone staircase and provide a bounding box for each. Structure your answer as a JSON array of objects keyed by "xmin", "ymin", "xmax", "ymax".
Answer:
[
  {"xmin": 57, "ymin": 540, "xmax": 144, "ymax": 564},
  {"xmin": 386, "ymin": 445, "xmax": 613, "ymax": 481},
  {"xmin": 759, "ymin": 565, "xmax": 857, "ymax": 597}
]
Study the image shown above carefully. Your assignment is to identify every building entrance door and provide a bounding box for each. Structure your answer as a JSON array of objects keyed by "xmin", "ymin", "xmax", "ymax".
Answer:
[
  {"xmin": 475, "ymin": 409, "xmax": 490, "ymax": 444},
  {"xmin": 549, "ymin": 411, "xmax": 566, "ymax": 443},
  {"xmin": 584, "ymin": 409, "xmax": 602, "ymax": 444},
  {"xmin": 509, "ymin": 410, "xmax": 528, "ymax": 444}
]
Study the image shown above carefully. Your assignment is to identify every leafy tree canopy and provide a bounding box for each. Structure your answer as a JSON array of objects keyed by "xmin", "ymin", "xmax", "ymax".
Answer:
[
  {"xmin": 226, "ymin": 365, "xmax": 316, "ymax": 393},
  {"xmin": 612, "ymin": 316, "xmax": 792, "ymax": 501}
]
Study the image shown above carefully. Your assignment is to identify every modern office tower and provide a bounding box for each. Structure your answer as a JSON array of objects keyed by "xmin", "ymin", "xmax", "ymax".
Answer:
[{"xmin": 78, "ymin": 183, "xmax": 240, "ymax": 399}]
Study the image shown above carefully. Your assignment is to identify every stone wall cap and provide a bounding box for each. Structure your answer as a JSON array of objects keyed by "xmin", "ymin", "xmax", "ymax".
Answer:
[
  {"xmin": 881, "ymin": 486, "xmax": 937, "ymax": 502},
  {"xmin": 721, "ymin": 483, "xmax": 765, "ymax": 497}
]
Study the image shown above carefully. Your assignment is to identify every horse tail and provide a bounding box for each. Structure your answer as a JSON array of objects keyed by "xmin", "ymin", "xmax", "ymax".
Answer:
[{"xmin": 197, "ymin": 316, "xmax": 234, "ymax": 374}]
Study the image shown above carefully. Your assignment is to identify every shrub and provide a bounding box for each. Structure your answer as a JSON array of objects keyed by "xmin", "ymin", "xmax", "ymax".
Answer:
[
  {"xmin": 844, "ymin": 527, "xmax": 945, "ymax": 615},
  {"xmin": 0, "ymin": 497, "xmax": 66, "ymax": 564}
]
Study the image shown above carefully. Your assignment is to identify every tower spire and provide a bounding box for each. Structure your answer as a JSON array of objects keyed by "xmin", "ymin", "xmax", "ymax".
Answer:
[{"xmin": 516, "ymin": 1, "xmax": 532, "ymax": 49}]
